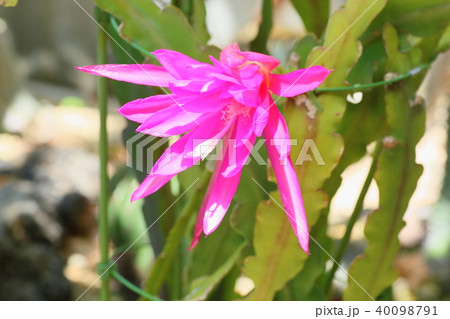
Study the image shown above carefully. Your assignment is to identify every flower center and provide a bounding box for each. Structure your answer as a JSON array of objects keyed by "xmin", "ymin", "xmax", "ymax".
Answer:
[{"xmin": 222, "ymin": 102, "xmax": 251, "ymax": 122}]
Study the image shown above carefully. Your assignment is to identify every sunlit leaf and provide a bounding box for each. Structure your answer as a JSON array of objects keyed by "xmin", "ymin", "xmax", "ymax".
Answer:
[
  {"xmin": 243, "ymin": 193, "xmax": 308, "ymax": 300},
  {"xmin": 323, "ymin": 86, "xmax": 386, "ymax": 198},
  {"xmin": 0, "ymin": 0, "xmax": 18, "ymax": 7},
  {"xmin": 280, "ymin": 215, "xmax": 332, "ymax": 300},
  {"xmin": 247, "ymin": 1, "xmax": 387, "ymax": 301},
  {"xmin": 437, "ymin": 25, "xmax": 450, "ymax": 53},
  {"xmin": 344, "ymin": 24, "xmax": 426, "ymax": 301},
  {"xmin": 294, "ymin": 0, "xmax": 387, "ymax": 228}
]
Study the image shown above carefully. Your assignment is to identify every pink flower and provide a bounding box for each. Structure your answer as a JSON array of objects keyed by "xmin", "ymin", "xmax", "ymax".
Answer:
[{"xmin": 77, "ymin": 43, "xmax": 331, "ymax": 253}]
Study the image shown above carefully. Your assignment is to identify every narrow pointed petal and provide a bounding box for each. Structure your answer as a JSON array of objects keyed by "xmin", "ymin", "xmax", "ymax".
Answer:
[
  {"xmin": 118, "ymin": 95, "xmax": 175, "ymax": 123},
  {"xmin": 252, "ymin": 91, "xmax": 271, "ymax": 136},
  {"xmin": 170, "ymin": 79, "xmax": 223, "ymax": 95},
  {"xmin": 75, "ymin": 64, "xmax": 175, "ymax": 87},
  {"xmin": 221, "ymin": 116, "xmax": 256, "ymax": 177},
  {"xmin": 136, "ymin": 105, "xmax": 214, "ymax": 137},
  {"xmin": 202, "ymin": 130, "xmax": 244, "ymax": 236},
  {"xmin": 221, "ymin": 134, "xmax": 256, "ymax": 177},
  {"xmin": 269, "ymin": 65, "xmax": 332, "ymax": 97},
  {"xmin": 188, "ymin": 128, "xmax": 234, "ymax": 250},
  {"xmin": 263, "ymin": 122, "xmax": 309, "ymax": 253},
  {"xmin": 183, "ymin": 93, "xmax": 229, "ymax": 112},
  {"xmin": 165, "ymin": 89, "xmax": 229, "ymax": 112},
  {"xmin": 189, "ymin": 159, "xmax": 242, "ymax": 248},
  {"xmin": 134, "ymin": 93, "xmax": 230, "ymax": 136},
  {"xmin": 134, "ymin": 115, "xmax": 233, "ymax": 203},
  {"xmin": 150, "ymin": 114, "xmax": 235, "ymax": 176},
  {"xmin": 131, "ymin": 173, "xmax": 175, "ymax": 202},
  {"xmin": 266, "ymin": 102, "xmax": 291, "ymax": 161},
  {"xmin": 203, "ymin": 166, "xmax": 242, "ymax": 236},
  {"xmin": 153, "ymin": 49, "xmax": 215, "ymax": 79}
]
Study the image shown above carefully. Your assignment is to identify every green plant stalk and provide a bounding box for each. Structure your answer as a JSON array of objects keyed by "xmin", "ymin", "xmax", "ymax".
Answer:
[
  {"xmin": 109, "ymin": 16, "xmax": 156, "ymax": 60},
  {"xmin": 192, "ymin": 0, "xmax": 209, "ymax": 44},
  {"xmin": 324, "ymin": 139, "xmax": 383, "ymax": 296},
  {"xmin": 111, "ymin": 270, "xmax": 163, "ymax": 301},
  {"xmin": 250, "ymin": 0, "xmax": 273, "ymax": 54},
  {"xmin": 143, "ymin": 170, "xmax": 211, "ymax": 299},
  {"xmin": 315, "ymin": 64, "xmax": 430, "ymax": 92},
  {"xmin": 96, "ymin": 7, "xmax": 111, "ymax": 301}
]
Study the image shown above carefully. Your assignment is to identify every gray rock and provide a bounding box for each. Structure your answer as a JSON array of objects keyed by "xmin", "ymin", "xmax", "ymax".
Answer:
[
  {"xmin": 0, "ymin": 181, "xmax": 62, "ymax": 245},
  {"xmin": 0, "ymin": 146, "xmax": 100, "ymax": 300},
  {"xmin": 0, "ymin": 243, "xmax": 71, "ymax": 300},
  {"xmin": 57, "ymin": 192, "xmax": 96, "ymax": 238},
  {"xmin": 20, "ymin": 146, "xmax": 99, "ymax": 216},
  {"xmin": 0, "ymin": 181, "xmax": 71, "ymax": 300}
]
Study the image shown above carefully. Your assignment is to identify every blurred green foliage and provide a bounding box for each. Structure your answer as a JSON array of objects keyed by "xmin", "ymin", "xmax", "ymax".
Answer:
[{"xmin": 0, "ymin": 0, "xmax": 18, "ymax": 7}]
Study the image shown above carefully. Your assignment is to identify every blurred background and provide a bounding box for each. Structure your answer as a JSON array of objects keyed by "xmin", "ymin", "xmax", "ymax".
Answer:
[{"xmin": 0, "ymin": 0, "xmax": 449, "ymax": 300}]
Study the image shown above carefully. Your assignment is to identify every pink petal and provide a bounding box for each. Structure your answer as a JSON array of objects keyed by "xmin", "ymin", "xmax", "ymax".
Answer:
[
  {"xmin": 210, "ymin": 54, "xmax": 264, "ymax": 88},
  {"xmin": 221, "ymin": 116, "xmax": 256, "ymax": 177},
  {"xmin": 150, "ymin": 114, "xmax": 235, "ymax": 176},
  {"xmin": 188, "ymin": 127, "xmax": 235, "ymax": 250},
  {"xmin": 75, "ymin": 64, "xmax": 174, "ymax": 87},
  {"xmin": 220, "ymin": 43, "xmax": 246, "ymax": 68},
  {"xmin": 170, "ymin": 79, "xmax": 223, "ymax": 94},
  {"xmin": 136, "ymin": 105, "xmax": 213, "ymax": 137},
  {"xmin": 240, "ymin": 51, "xmax": 280, "ymax": 71},
  {"xmin": 167, "ymin": 90, "xmax": 229, "ymax": 113},
  {"xmin": 269, "ymin": 65, "xmax": 332, "ymax": 97},
  {"xmin": 263, "ymin": 121, "xmax": 309, "ymax": 253},
  {"xmin": 191, "ymin": 127, "xmax": 245, "ymax": 248},
  {"xmin": 202, "ymin": 163, "xmax": 242, "ymax": 236},
  {"xmin": 207, "ymin": 70, "xmax": 240, "ymax": 85},
  {"xmin": 209, "ymin": 56, "xmax": 232, "ymax": 74},
  {"xmin": 202, "ymin": 146, "xmax": 245, "ymax": 234},
  {"xmin": 221, "ymin": 135, "xmax": 256, "ymax": 177},
  {"xmin": 131, "ymin": 173, "xmax": 175, "ymax": 202},
  {"xmin": 153, "ymin": 49, "xmax": 215, "ymax": 79},
  {"xmin": 118, "ymin": 95, "xmax": 175, "ymax": 123},
  {"xmin": 233, "ymin": 110, "xmax": 256, "ymax": 147},
  {"xmin": 234, "ymin": 63, "xmax": 260, "ymax": 80},
  {"xmin": 229, "ymin": 85, "xmax": 261, "ymax": 107},
  {"xmin": 265, "ymin": 102, "xmax": 291, "ymax": 161},
  {"xmin": 252, "ymin": 91, "xmax": 271, "ymax": 137}
]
